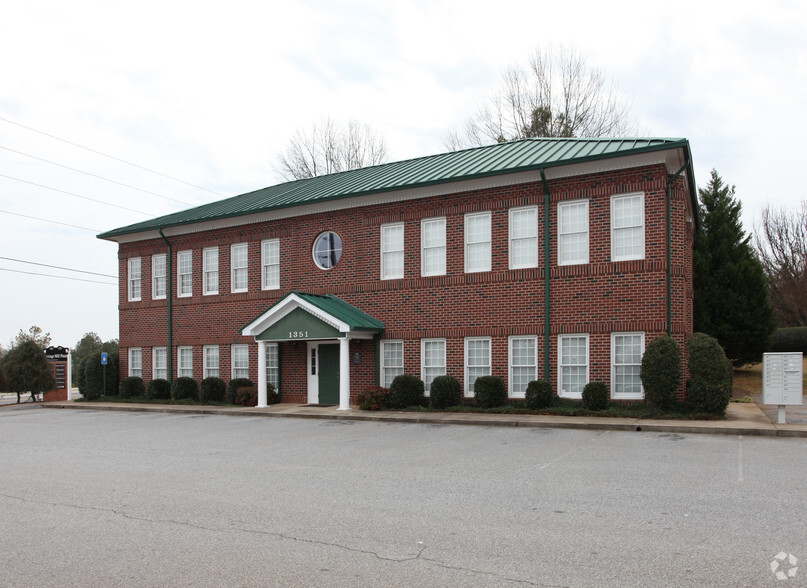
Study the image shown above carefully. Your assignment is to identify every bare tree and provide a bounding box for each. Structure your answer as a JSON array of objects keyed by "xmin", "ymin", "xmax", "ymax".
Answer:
[
  {"xmin": 276, "ymin": 117, "xmax": 388, "ymax": 181},
  {"xmin": 755, "ymin": 199, "xmax": 807, "ymax": 327},
  {"xmin": 445, "ymin": 46, "xmax": 635, "ymax": 149}
]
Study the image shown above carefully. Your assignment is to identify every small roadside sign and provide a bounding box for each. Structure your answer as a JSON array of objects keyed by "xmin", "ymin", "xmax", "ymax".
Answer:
[{"xmin": 101, "ymin": 352, "xmax": 108, "ymax": 366}]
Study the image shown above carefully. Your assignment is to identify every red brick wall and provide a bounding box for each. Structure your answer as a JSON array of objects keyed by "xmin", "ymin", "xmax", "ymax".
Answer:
[{"xmin": 116, "ymin": 163, "xmax": 694, "ymax": 402}]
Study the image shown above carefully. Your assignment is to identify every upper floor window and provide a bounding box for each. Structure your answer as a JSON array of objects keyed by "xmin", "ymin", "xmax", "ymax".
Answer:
[
  {"xmin": 127, "ymin": 258, "xmax": 141, "ymax": 301},
  {"xmin": 203, "ymin": 247, "xmax": 218, "ymax": 295},
  {"xmin": 231, "ymin": 243, "xmax": 248, "ymax": 293},
  {"xmin": 380, "ymin": 340, "xmax": 404, "ymax": 388},
  {"xmin": 421, "ymin": 217, "xmax": 446, "ymax": 277},
  {"xmin": 313, "ymin": 232, "xmax": 342, "ymax": 270},
  {"xmin": 381, "ymin": 223, "xmax": 404, "ymax": 280},
  {"xmin": 465, "ymin": 212, "xmax": 491, "ymax": 273},
  {"xmin": 232, "ymin": 344, "xmax": 249, "ymax": 379},
  {"xmin": 262, "ymin": 239, "xmax": 280, "ymax": 290},
  {"xmin": 152, "ymin": 254, "xmax": 166, "ymax": 300},
  {"xmin": 611, "ymin": 193, "xmax": 645, "ymax": 261},
  {"xmin": 509, "ymin": 206, "xmax": 538, "ymax": 269},
  {"xmin": 558, "ymin": 200, "xmax": 589, "ymax": 265},
  {"xmin": 178, "ymin": 251, "xmax": 192, "ymax": 297},
  {"xmin": 129, "ymin": 347, "xmax": 142, "ymax": 378}
]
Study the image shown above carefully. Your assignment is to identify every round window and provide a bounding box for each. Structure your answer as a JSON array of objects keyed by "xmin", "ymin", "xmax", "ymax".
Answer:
[{"xmin": 312, "ymin": 231, "xmax": 343, "ymax": 269}]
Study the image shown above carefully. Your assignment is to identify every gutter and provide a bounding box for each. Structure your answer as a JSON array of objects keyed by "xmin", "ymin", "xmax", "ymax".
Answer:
[
  {"xmin": 158, "ymin": 229, "xmax": 174, "ymax": 382},
  {"xmin": 665, "ymin": 161, "xmax": 690, "ymax": 336},
  {"xmin": 540, "ymin": 169, "xmax": 551, "ymax": 381}
]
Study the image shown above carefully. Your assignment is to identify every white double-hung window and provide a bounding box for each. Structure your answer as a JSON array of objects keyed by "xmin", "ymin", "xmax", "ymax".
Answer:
[
  {"xmin": 381, "ymin": 223, "xmax": 404, "ymax": 280},
  {"xmin": 509, "ymin": 336, "xmax": 537, "ymax": 398},
  {"xmin": 421, "ymin": 339, "xmax": 446, "ymax": 394},
  {"xmin": 129, "ymin": 347, "xmax": 142, "ymax": 377},
  {"xmin": 128, "ymin": 258, "xmax": 141, "ymax": 301},
  {"xmin": 612, "ymin": 332, "xmax": 645, "ymax": 399},
  {"xmin": 465, "ymin": 337, "xmax": 491, "ymax": 397},
  {"xmin": 231, "ymin": 243, "xmax": 248, "ymax": 292},
  {"xmin": 465, "ymin": 212, "xmax": 491, "ymax": 273},
  {"xmin": 265, "ymin": 343, "xmax": 279, "ymax": 392},
  {"xmin": 152, "ymin": 254, "xmax": 166, "ymax": 299},
  {"xmin": 178, "ymin": 346, "xmax": 193, "ymax": 378},
  {"xmin": 153, "ymin": 347, "xmax": 167, "ymax": 380},
  {"xmin": 611, "ymin": 193, "xmax": 645, "ymax": 261},
  {"xmin": 178, "ymin": 251, "xmax": 192, "ymax": 297},
  {"xmin": 380, "ymin": 340, "xmax": 404, "ymax": 388},
  {"xmin": 232, "ymin": 344, "xmax": 249, "ymax": 379},
  {"xmin": 558, "ymin": 200, "xmax": 589, "ymax": 265},
  {"xmin": 204, "ymin": 345, "xmax": 219, "ymax": 378},
  {"xmin": 559, "ymin": 334, "xmax": 589, "ymax": 398},
  {"xmin": 509, "ymin": 206, "xmax": 538, "ymax": 269},
  {"xmin": 262, "ymin": 239, "xmax": 280, "ymax": 290},
  {"xmin": 203, "ymin": 247, "xmax": 219, "ymax": 295},
  {"xmin": 421, "ymin": 218, "xmax": 446, "ymax": 276}
]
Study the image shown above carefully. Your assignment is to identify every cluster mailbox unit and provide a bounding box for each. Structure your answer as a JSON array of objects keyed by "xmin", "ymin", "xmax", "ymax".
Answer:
[{"xmin": 762, "ymin": 352, "xmax": 804, "ymax": 424}]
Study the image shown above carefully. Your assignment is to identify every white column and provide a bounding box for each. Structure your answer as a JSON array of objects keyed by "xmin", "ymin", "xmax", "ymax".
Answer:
[
  {"xmin": 338, "ymin": 336, "xmax": 351, "ymax": 411},
  {"xmin": 257, "ymin": 340, "xmax": 268, "ymax": 408}
]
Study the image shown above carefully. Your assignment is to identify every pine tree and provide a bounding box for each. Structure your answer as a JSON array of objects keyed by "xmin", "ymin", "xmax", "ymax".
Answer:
[{"xmin": 693, "ymin": 170, "xmax": 776, "ymax": 365}]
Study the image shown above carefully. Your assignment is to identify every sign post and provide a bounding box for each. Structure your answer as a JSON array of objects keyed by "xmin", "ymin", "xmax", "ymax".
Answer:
[
  {"xmin": 101, "ymin": 352, "xmax": 108, "ymax": 397},
  {"xmin": 763, "ymin": 353, "xmax": 804, "ymax": 424}
]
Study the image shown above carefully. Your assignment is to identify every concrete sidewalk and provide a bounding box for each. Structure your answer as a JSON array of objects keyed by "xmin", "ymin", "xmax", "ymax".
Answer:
[{"xmin": 33, "ymin": 398, "xmax": 807, "ymax": 438}]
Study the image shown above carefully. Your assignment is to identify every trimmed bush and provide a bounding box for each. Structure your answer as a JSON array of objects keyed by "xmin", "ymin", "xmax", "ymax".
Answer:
[
  {"xmin": 687, "ymin": 332, "xmax": 733, "ymax": 415},
  {"xmin": 171, "ymin": 376, "xmax": 199, "ymax": 400},
  {"xmin": 266, "ymin": 383, "xmax": 280, "ymax": 405},
  {"xmin": 768, "ymin": 327, "xmax": 807, "ymax": 354},
  {"xmin": 119, "ymin": 376, "xmax": 145, "ymax": 399},
  {"xmin": 357, "ymin": 386, "xmax": 390, "ymax": 410},
  {"xmin": 388, "ymin": 374, "xmax": 425, "ymax": 408},
  {"xmin": 235, "ymin": 386, "xmax": 258, "ymax": 407},
  {"xmin": 80, "ymin": 351, "xmax": 119, "ymax": 400},
  {"xmin": 474, "ymin": 375, "xmax": 507, "ymax": 408},
  {"xmin": 146, "ymin": 378, "xmax": 171, "ymax": 400},
  {"xmin": 200, "ymin": 377, "xmax": 226, "ymax": 403},
  {"xmin": 582, "ymin": 381, "xmax": 608, "ymax": 411},
  {"xmin": 225, "ymin": 378, "xmax": 254, "ymax": 404},
  {"xmin": 429, "ymin": 375, "xmax": 462, "ymax": 409},
  {"xmin": 640, "ymin": 335, "xmax": 682, "ymax": 410},
  {"xmin": 525, "ymin": 380, "xmax": 553, "ymax": 409}
]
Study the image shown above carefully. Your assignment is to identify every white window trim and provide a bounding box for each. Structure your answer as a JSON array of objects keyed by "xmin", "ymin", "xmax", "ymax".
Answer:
[
  {"xmin": 177, "ymin": 346, "xmax": 193, "ymax": 378},
  {"xmin": 611, "ymin": 332, "xmax": 645, "ymax": 400},
  {"xmin": 421, "ymin": 338, "xmax": 446, "ymax": 395},
  {"xmin": 464, "ymin": 211, "xmax": 492, "ymax": 273},
  {"xmin": 265, "ymin": 342, "xmax": 279, "ymax": 393},
  {"xmin": 558, "ymin": 333, "xmax": 589, "ymax": 399},
  {"xmin": 464, "ymin": 337, "xmax": 491, "ymax": 397},
  {"xmin": 203, "ymin": 247, "xmax": 219, "ymax": 295},
  {"xmin": 152, "ymin": 347, "xmax": 167, "ymax": 380},
  {"xmin": 610, "ymin": 192, "xmax": 645, "ymax": 262},
  {"xmin": 128, "ymin": 347, "xmax": 142, "ymax": 377},
  {"xmin": 380, "ymin": 340, "xmax": 404, "ymax": 388},
  {"xmin": 177, "ymin": 250, "xmax": 192, "ymax": 298},
  {"xmin": 558, "ymin": 200, "xmax": 589, "ymax": 266},
  {"xmin": 127, "ymin": 257, "xmax": 141, "ymax": 302},
  {"xmin": 203, "ymin": 345, "xmax": 220, "ymax": 379},
  {"xmin": 509, "ymin": 335, "xmax": 538, "ymax": 398},
  {"xmin": 152, "ymin": 254, "xmax": 166, "ymax": 300},
  {"xmin": 232, "ymin": 344, "xmax": 250, "ymax": 379},
  {"xmin": 261, "ymin": 239, "xmax": 280, "ymax": 291},
  {"xmin": 230, "ymin": 243, "xmax": 249, "ymax": 293},
  {"xmin": 509, "ymin": 206, "xmax": 539, "ymax": 270},
  {"xmin": 421, "ymin": 217, "xmax": 446, "ymax": 277},
  {"xmin": 380, "ymin": 223, "xmax": 405, "ymax": 280}
]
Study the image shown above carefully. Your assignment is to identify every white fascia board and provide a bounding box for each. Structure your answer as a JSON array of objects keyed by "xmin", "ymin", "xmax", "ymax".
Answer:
[{"xmin": 241, "ymin": 293, "xmax": 350, "ymax": 337}]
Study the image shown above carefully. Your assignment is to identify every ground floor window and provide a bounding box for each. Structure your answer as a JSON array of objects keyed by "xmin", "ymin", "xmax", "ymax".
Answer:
[
  {"xmin": 204, "ymin": 345, "xmax": 219, "ymax": 378},
  {"xmin": 612, "ymin": 332, "xmax": 645, "ymax": 399},
  {"xmin": 266, "ymin": 343, "xmax": 279, "ymax": 391},
  {"xmin": 129, "ymin": 348, "xmax": 142, "ymax": 378},
  {"xmin": 178, "ymin": 346, "xmax": 193, "ymax": 378},
  {"xmin": 153, "ymin": 347, "xmax": 167, "ymax": 380},
  {"xmin": 380, "ymin": 340, "xmax": 404, "ymax": 388},
  {"xmin": 559, "ymin": 334, "xmax": 588, "ymax": 399},
  {"xmin": 421, "ymin": 339, "xmax": 446, "ymax": 394},
  {"xmin": 465, "ymin": 337, "xmax": 491, "ymax": 396},
  {"xmin": 509, "ymin": 336, "xmax": 537, "ymax": 398},
  {"xmin": 232, "ymin": 344, "xmax": 249, "ymax": 379}
]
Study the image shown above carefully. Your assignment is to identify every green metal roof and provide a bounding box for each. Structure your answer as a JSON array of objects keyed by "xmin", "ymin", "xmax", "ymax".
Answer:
[{"xmin": 99, "ymin": 137, "xmax": 692, "ymax": 240}]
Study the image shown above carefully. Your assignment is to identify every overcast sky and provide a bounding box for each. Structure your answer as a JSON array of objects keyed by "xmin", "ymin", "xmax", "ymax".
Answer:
[{"xmin": 1, "ymin": 0, "xmax": 805, "ymax": 351}]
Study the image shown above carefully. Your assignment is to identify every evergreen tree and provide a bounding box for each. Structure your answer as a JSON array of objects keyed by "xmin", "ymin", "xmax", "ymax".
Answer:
[
  {"xmin": 693, "ymin": 169, "xmax": 776, "ymax": 365},
  {"xmin": 2, "ymin": 341, "xmax": 56, "ymax": 403}
]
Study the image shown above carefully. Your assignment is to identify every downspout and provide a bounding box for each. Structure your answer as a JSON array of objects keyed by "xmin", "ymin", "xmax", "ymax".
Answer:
[
  {"xmin": 540, "ymin": 169, "xmax": 551, "ymax": 381},
  {"xmin": 158, "ymin": 229, "xmax": 174, "ymax": 382},
  {"xmin": 665, "ymin": 161, "xmax": 689, "ymax": 336}
]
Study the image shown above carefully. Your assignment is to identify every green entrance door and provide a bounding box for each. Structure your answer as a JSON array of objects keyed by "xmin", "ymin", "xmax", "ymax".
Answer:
[{"xmin": 318, "ymin": 344, "xmax": 340, "ymax": 405}]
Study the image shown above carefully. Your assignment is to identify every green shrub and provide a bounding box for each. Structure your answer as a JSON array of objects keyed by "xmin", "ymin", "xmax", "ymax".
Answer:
[
  {"xmin": 768, "ymin": 327, "xmax": 807, "ymax": 354},
  {"xmin": 200, "ymin": 377, "xmax": 226, "ymax": 403},
  {"xmin": 525, "ymin": 380, "xmax": 553, "ymax": 409},
  {"xmin": 582, "ymin": 381, "xmax": 608, "ymax": 411},
  {"xmin": 146, "ymin": 378, "xmax": 171, "ymax": 400},
  {"xmin": 687, "ymin": 332, "xmax": 733, "ymax": 415},
  {"xmin": 474, "ymin": 375, "xmax": 507, "ymax": 408},
  {"xmin": 388, "ymin": 374, "xmax": 425, "ymax": 408},
  {"xmin": 265, "ymin": 383, "xmax": 279, "ymax": 405},
  {"xmin": 235, "ymin": 386, "xmax": 257, "ymax": 406},
  {"xmin": 119, "ymin": 376, "xmax": 145, "ymax": 399},
  {"xmin": 357, "ymin": 386, "xmax": 390, "ymax": 410},
  {"xmin": 429, "ymin": 375, "xmax": 462, "ymax": 409},
  {"xmin": 225, "ymin": 378, "xmax": 254, "ymax": 404},
  {"xmin": 640, "ymin": 335, "xmax": 682, "ymax": 410},
  {"xmin": 171, "ymin": 376, "xmax": 199, "ymax": 400},
  {"xmin": 80, "ymin": 351, "xmax": 119, "ymax": 399}
]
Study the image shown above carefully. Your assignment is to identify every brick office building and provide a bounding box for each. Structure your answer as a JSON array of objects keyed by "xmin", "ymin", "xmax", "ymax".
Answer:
[{"xmin": 99, "ymin": 137, "xmax": 697, "ymax": 409}]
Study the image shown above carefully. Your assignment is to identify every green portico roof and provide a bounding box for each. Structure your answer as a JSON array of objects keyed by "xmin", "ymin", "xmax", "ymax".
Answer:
[{"xmin": 99, "ymin": 137, "xmax": 693, "ymax": 240}]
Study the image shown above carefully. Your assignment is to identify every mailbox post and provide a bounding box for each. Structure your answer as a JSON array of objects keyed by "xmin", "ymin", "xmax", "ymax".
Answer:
[{"xmin": 762, "ymin": 353, "xmax": 804, "ymax": 424}]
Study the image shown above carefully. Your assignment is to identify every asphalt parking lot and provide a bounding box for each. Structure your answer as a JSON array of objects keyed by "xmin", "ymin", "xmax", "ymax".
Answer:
[{"xmin": 2, "ymin": 408, "xmax": 806, "ymax": 586}]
